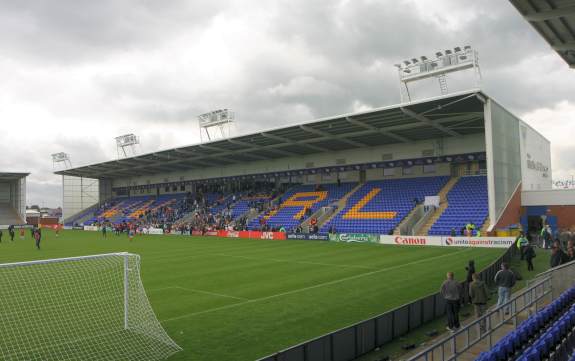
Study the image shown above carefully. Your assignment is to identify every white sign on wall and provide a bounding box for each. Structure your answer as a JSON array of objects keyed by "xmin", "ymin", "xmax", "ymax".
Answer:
[{"xmin": 519, "ymin": 123, "xmax": 552, "ymax": 191}]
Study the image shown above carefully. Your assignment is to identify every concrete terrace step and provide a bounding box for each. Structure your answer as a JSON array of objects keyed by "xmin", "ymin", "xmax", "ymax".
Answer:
[
  {"xmin": 317, "ymin": 182, "xmax": 365, "ymax": 230},
  {"xmin": 416, "ymin": 176, "xmax": 460, "ymax": 236}
]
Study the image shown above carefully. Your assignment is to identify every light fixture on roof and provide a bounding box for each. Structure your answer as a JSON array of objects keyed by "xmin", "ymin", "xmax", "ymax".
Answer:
[
  {"xmin": 51, "ymin": 152, "xmax": 72, "ymax": 169},
  {"xmin": 393, "ymin": 46, "xmax": 481, "ymax": 103},
  {"xmin": 198, "ymin": 109, "xmax": 235, "ymax": 143},
  {"xmin": 115, "ymin": 134, "xmax": 140, "ymax": 159}
]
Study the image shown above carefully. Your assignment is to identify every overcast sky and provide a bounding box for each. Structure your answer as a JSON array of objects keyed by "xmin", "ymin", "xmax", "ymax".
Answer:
[{"xmin": 1, "ymin": 0, "xmax": 574, "ymax": 208}]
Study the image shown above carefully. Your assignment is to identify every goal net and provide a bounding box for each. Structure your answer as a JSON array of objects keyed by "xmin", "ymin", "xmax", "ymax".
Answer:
[{"xmin": 0, "ymin": 252, "xmax": 182, "ymax": 361}]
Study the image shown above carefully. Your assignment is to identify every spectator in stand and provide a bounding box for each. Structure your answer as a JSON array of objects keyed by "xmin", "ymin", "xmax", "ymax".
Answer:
[
  {"xmin": 469, "ymin": 273, "xmax": 489, "ymax": 333},
  {"xmin": 494, "ymin": 262, "xmax": 516, "ymax": 315},
  {"xmin": 524, "ymin": 243, "xmax": 536, "ymax": 271},
  {"xmin": 450, "ymin": 228, "xmax": 456, "ymax": 237},
  {"xmin": 440, "ymin": 272, "xmax": 461, "ymax": 332}
]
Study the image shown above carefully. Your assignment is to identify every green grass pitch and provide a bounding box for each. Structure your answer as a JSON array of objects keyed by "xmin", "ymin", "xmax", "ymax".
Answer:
[{"xmin": 0, "ymin": 229, "xmax": 504, "ymax": 361}]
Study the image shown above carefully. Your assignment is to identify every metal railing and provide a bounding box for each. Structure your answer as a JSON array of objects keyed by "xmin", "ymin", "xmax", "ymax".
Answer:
[
  {"xmin": 256, "ymin": 246, "xmax": 516, "ymax": 361},
  {"xmin": 407, "ymin": 259, "xmax": 575, "ymax": 361},
  {"xmin": 407, "ymin": 276, "xmax": 552, "ymax": 361}
]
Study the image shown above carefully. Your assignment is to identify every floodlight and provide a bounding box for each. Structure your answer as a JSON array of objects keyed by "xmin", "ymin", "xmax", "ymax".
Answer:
[
  {"xmin": 430, "ymin": 62, "xmax": 438, "ymax": 67},
  {"xmin": 403, "ymin": 60, "xmax": 411, "ymax": 66},
  {"xmin": 394, "ymin": 64, "xmax": 402, "ymax": 69},
  {"xmin": 435, "ymin": 52, "xmax": 443, "ymax": 58},
  {"xmin": 411, "ymin": 58, "xmax": 419, "ymax": 63},
  {"xmin": 420, "ymin": 56, "xmax": 428, "ymax": 61},
  {"xmin": 459, "ymin": 54, "xmax": 468, "ymax": 60},
  {"xmin": 464, "ymin": 45, "xmax": 471, "ymax": 51},
  {"xmin": 445, "ymin": 49, "xmax": 453, "ymax": 55},
  {"xmin": 454, "ymin": 47, "xmax": 462, "ymax": 52},
  {"xmin": 403, "ymin": 69, "xmax": 411, "ymax": 73}
]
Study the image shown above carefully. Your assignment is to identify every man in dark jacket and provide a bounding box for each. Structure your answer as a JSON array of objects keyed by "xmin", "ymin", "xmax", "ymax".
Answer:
[
  {"xmin": 469, "ymin": 273, "xmax": 489, "ymax": 333},
  {"xmin": 550, "ymin": 242, "xmax": 566, "ymax": 268},
  {"xmin": 464, "ymin": 260, "xmax": 475, "ymax": 304},
  {"xmin": 440, "ymin": 272, "xmax": 461, "ymax": 332},
  {"xmin": 524, "ymin": 244, "xmax": 536, "ymax": 271},
  {"xmin": 494, "ymin": 263, "xmax": 516, "ymax": 315}
]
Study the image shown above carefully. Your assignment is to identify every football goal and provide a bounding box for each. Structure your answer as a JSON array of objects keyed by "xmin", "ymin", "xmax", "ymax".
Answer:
[{"xmin": 0, "ymin": 252, "xmax": 181, "ymax": 360}]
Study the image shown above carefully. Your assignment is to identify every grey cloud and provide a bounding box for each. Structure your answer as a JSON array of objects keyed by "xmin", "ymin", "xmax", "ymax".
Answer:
[
  {"xmin": 2, "ymin": 0, "xmax": 575, "ymax": 208},
  {"xmin": 0, "ymin": 0, "xmax": 229, "ymax": 64}
]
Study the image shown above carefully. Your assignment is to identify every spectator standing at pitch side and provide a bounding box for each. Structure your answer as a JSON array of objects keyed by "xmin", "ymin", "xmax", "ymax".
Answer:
[
  {"xmin": 524, "ymin": 243, "xmax": 536, "ymax": 271},
  {"xmin": 440, "ymin": 272, "xmax": 461, "ymax": 332},
  {"xmin": 469, "ymin": 273, "xmax": 489, "ymax": 333},
  {"xmin": 550, "ymin": 241, "xmax": 567, "ymax": 268},
  {"xmin": 494, "ymin": 262, "xmax": 516, "ymax": 315},
  {"xmin": 464, "ymin": 260, "xmax": 475, "ymax": 304}
]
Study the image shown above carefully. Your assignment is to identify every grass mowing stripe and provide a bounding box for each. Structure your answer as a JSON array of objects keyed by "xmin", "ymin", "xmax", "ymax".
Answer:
[
  {"xmin": 213, "ymin": 253, "xmax": 376, "ymax": 270},
  {"xmin": 149, "ymin": 286, "xmax": 248, "ymax": 301},
  {"xmin": 160, "ymin": 247, "xmax": 472, "ymax": 323}
]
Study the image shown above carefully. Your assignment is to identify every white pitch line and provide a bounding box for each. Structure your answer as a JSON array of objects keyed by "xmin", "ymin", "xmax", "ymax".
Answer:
[
  {"xmin": 214, "ymin": 253, "xmax": 376, "ymax": 270},
  {"xmin": 160, "ymin": 248, "xmax": 471, "ymax": 323},
  {"xmin": 149, "ymin": 286, "xmax": 248, "ymax": 301}
]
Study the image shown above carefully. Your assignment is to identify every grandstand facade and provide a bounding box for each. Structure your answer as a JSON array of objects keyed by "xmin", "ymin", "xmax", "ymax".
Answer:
[
  {"xmin": 55, "ymin": 90, "xmax": 551, "ymax": 237},
  {"xmin": 0, "ymin": 172, "xmax": 28, "ymax": 226}
]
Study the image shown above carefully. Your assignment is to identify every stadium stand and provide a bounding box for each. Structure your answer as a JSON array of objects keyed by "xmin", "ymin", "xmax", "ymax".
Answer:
[
  {"xmin": 321, "ymin": 176, "xmax": 449, "ymax": 235},
  {"xmin": 428, "ymin": 175, "xmax": 488, "ymax": 236},
  {"xmin": 75, "ymin": 175, "xmax": 492, "ymax": 236},
  {"xmin": 86, "ymin": 193, "xmax": 190, "ymax": 225},
  {"xmin": 477, "ymin": 287, "xmax": 575, "ymax": 361},
  {"xmin": 248, "ymin": 183, "xmax": 356, "ymax": 231}
]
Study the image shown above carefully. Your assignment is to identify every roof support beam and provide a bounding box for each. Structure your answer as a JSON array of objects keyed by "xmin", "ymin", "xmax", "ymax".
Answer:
[
  {"xmin": 299, "ymin": 125, "xmax": 368, "ymax": 148},
  {"xmin": 345, "ymin": 117, "xmax": 410, "ymax": 143},
  {"xmin": 524, "ymin": 5, "xmax": 575, "ymax": 22},
  {"xmin": 261, "ymin": 132, "xmax": 330, "ymax": 152},
  {"xmin": 227, "ymin": 139, "xmax": 292, "ymax": 158},
  {"xmin": 400, "ymin": 107, "xmax": 460, "ymax": 137},
  {"xmin": 553, "ymin": 41, "xmax": 575, "ymax": 51}
]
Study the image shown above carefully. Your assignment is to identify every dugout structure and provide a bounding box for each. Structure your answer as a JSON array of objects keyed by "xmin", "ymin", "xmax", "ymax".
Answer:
[
  {"xmin": 56, "ymin": 90, "xmax": 551, "ymax": 232},
  {"xmin": 0, "ymin": 172, "xmax": 27, "ymax": 227}
]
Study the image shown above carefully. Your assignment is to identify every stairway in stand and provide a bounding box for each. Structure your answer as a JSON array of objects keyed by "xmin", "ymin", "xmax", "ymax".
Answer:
[
  {"xmin": 316, "ymin": 183, "xmax": 364, "ymax": 230},
  {"xmin": 416, "ymin": 176, "xmax": 460, "ymax": 236}
]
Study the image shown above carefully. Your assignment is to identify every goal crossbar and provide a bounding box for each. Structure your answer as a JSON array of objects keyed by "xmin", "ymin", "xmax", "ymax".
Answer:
[{"xmin": 0, "ymin": 252, "xmax": 182, "ymax": 361}]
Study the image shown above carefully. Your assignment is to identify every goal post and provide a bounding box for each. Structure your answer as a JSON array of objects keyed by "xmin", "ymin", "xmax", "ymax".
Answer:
[{"xmin": 0, "ymin": 252, "xmax": 182, "ymax": 361}]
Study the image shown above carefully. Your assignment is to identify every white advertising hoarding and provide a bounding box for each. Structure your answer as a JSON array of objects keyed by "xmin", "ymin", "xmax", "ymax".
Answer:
[
  {"xmin": 379, "ymin": 235, "xmax": 443, "ymax": 246},
  {"xmin": 379, "ymin": 235, "xmax": 515, "ymax": 248},
  {"xmin": 442, "ymin": 237, "xmax": 514, "ymax": 248}
]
